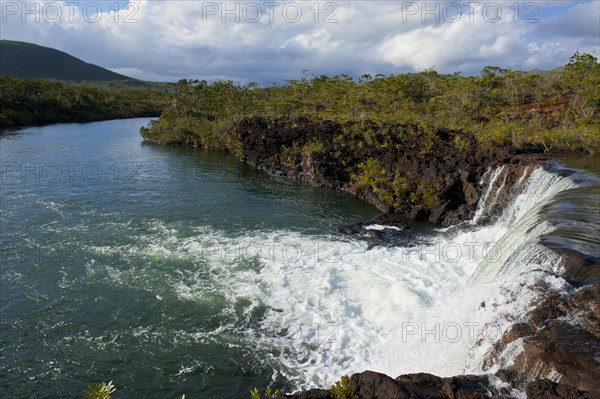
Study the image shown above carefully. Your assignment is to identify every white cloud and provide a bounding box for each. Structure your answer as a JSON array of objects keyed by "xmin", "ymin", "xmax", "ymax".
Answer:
[{"xmin": 0, "ymin": 0, "xmax": 598, "ymax": 82}]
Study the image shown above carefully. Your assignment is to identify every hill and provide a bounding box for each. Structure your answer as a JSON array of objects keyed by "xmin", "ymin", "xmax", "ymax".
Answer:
[{"xmin": 0, "ymin": 40, "xmax": 137, "ymax": 83}]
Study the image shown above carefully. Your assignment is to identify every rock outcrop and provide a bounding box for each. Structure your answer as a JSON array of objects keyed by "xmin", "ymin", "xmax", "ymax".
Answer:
[
  {"xmin": 283, "ymin": 370, "xmax": 593, "ymax": 398},
  {"xmin": 236, "ymin": 117, "xmax": 549, "ymax": 227},
  {"xmin": 488, "ymin": 282, "xmax": 600, "ymax": 395}
]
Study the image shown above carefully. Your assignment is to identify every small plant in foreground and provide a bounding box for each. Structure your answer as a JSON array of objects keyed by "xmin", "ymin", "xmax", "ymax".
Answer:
[
  {"xmin": 84, "ymin": 381, "xmax": 116, "ymax": 399},
  {"xmin": 330, "ymin": 375, "xmax": 354, "ymax": 399},
  {"xmin": 250, "ymin": 386, "xmax": 281, "ymax": 398}
]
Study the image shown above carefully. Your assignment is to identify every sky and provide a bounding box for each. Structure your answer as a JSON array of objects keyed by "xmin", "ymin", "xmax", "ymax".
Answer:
[{"xmin": 0, "ymin": 0, "xmax": 599, "ymax": 83}]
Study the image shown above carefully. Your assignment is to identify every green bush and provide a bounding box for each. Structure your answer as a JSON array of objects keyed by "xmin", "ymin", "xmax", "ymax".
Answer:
[
  {"xmin": 84, "ymin": 381, "xmax": 116, "ymax": 399},
  {"xmin": 330, "ymin": 375, "xmax": 354, "ymax": 399}
]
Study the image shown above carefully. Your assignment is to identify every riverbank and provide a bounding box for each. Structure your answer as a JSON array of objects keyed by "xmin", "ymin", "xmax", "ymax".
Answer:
[
  {"xmin": 144, "ymin": 114, "xmax": 571, "ymax": 226},
  {"xmin": 0, "ymin": 75, "xmax": 166, "ymax": 130}
]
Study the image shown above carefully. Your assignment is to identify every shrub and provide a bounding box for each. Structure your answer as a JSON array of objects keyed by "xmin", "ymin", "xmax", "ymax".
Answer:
[
  {"xmin": 330, "ymin": 375, "xmax": 354, "ymax": 399},
  {"xmin": 84, "ymin": 381, "xmax": 116, "ymax": 399}
]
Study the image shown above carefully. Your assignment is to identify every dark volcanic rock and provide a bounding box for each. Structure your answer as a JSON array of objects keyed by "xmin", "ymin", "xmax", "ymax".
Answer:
[
  {"xmin": 286, "ymin": 372, "xmax": 597, "ymax": 398},
  {"xmin": 395, "ymin": 373, "xmax": 504, "ymax": 399},
  {"xmin": 526, "ymin": 379, "xmax": 591, "ymax": 399},
  {"xmin": 287, "ymin": 371, "xmax": 516, "ymax": 399},
  {"xmin": 285, "ymin": 389, "xmax": 333, "ymax": 399},
  {"xmin": 506, "ymin": 320, "xmax": 600, "ymax": 394},
  {"xmin": 488, "ymin": 284, "xmax": 600, "ymax": 394},
  {"xmin": 557, "ymin": 252, "xmax": 600, "ymax": 286},
  {"xmin": 337, "ymin": 214, "xmax": 437, "ymax": 249},
  {"xmin": 236, "ymin": 116, "xmax": 546, "ymax": 226},
  {"xmin": 350, "ymin": 371, "xmax": 413, "ymax": 399}
]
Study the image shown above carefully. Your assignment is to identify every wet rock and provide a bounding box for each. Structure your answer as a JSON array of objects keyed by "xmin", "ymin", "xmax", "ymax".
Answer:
[
  {"xmin": 338, "ymin": 215, "xmax": 409, "ymax": 236},
  {"xmin": 463, "ymin": 181, "xmax": 480, "ymax": 207},
  {"xmin": 556, "ymin": 252, "xmax": 600, "ymax": 286},
  {"xmin": 488, "ymin": 284, "xmax": 600, "ymax": 394},
  {"xmin": 350, "ymin": 371, "xmax": 413, "ymax": 399},
  {"xmin": 408, "ymin": 205, "xmax": 429, "ymax": 221},
  {"xmin": 525, "ymin": 379, "xmax": 591, "ymax": 399},
  {"xmin": 429, "ymin": 200, "xmax": 451, "ymax": 224},
  {"xmin": 512, "ymin": 321, "xmax": 600, "ymax": 393},
  {"xmin": 571, "ymin": 285, "xmax": 600, "ymax": 337},
  {"xmin": 285, "ymin": 389, "xmax": 333, "ymax": 399},
  {"xmin": 395, "ymin": 373, "xmax": 504, "ymax": 399},
  {"xmin": 236, "ymin": 116, "xmax": 546, "ymax": 227},
  {"xmin": 286, "ymin": 369, "xmax": 599, "ymax": 398},
  {"xmin": 337, "ymin": 214, "xmax": 431, "ymax": 250},
  {"xmin": 289, "ymin": 371, "xmax": 517, "ymax": 399}
]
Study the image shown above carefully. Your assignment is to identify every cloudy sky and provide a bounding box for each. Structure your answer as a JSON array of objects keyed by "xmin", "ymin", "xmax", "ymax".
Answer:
[{"xmin": 1, "ymin": 0, "xmax": 598, "ymax": 83}]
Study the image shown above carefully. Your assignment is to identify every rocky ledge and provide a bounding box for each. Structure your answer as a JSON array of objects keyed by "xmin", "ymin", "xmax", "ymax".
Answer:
[
  {"xmin": 282, "ymin": 370, "xmax": 592, "ymax": 398},
  {"xmin": 237, "ymin": 116, "xmax": 552, "ymax": 227}
]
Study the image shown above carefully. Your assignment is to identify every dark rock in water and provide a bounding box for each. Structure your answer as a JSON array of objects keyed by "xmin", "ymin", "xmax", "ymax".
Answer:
[
  {"xmin": 395, "ymin": 373, "xmax": 505, "ymax": 399},
  {"xmin": 338, "ymin": 214, "xmax": 409, "ymax": 235},
  {"xmin": 526, "ymin": 379, "xmax": 591, "ymax": 398},
  {"xmin": 429, "ymin": 200, "xmax": 451, "ymax": 225},
  {"xmin": 286, "ymin": 372, "xmax": 595, "ymax": 398},
  {"xmin": 285, "ymin": 388, "xmax": 333, "ymax": 398},
  {"xmin": 408, "ymin": 205, "xmax": 429, "ymax": 221},
  {"xmin": 557, "ymin": 251, "xmax": 600, "ymax": 286},
  {"xmin": 350, "ymin": 371, "xmax": 413, "ymax": 399},
  {"xmin": 286, "ymin": 371, "xmax": 517, "ymax": 398},
  {"xmin": 487, "ymin": 284, "xmax": 600, "ymax": 395},
  {"xmin": 337, "ymin": 214, "xmax": 427, "ymax": 249},
  {"xmin": 507, "ymin": 320, "xmax": 600, "ymax": 394}
]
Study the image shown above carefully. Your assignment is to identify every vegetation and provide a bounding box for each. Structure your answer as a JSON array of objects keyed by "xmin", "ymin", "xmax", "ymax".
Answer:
[
  {"xmin": 0, "ymin": 75, "xmax": 168, "ymax": 129},
  {"xmin": 84, "ymin": 381, "xmax": 116, "ymax": 399},
  {"xmin": 250, "ymin": 386, "xmax": 281, "ymax": 398},
  {"xmin": 330, "ymin": 375, "xmax": 354, "ymax": 399},
  {"xmin": 140, "ymin": 53, "xmax": 599, "ymax": 213},
  {"xmin": 142, "ymin": 52, "xmax": 600, "ymax": 155}
]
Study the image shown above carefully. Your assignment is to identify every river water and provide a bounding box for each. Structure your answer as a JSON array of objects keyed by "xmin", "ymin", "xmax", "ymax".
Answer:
[{"xmin": 1, "ymin": 118, "xmax": 597, "ymax": 398}]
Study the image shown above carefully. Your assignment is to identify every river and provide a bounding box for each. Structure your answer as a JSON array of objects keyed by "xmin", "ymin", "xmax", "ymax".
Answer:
[{"xmin": 1, "ymin": 118, "xmax": 598, "ymax": 398}]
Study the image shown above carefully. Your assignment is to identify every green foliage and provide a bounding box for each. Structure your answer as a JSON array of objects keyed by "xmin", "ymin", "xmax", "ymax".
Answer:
[
  {"xmin": 330, "ymin": 375, "xmax": 354, "ymax": 399},
  {"xmin": 134, "ymin": 52, "xmax": 600, "ymax": 212},
  {"xmin": 353, "ymin": 158, "xmax": 394, "ymax": 204},
  {"xmin": 250, "ymin": 387, "xmax": 261, "ymax": 399},
  {"xmin": 250, "ymin": 386, "xmax": 281, "ymax": 399},
  {"xmin": 140, "ymin": 52, "xmax": 600, "ymax": 154},
  {"xmin": 0, "ymin": 75, "xmax": 167, "ymax": 129},
  {"xmin": 302, "ymin": 139, "xmax": 325, "ymax": 158},
  {"xmin": 84, "ymin": 381, "xmax": 116, "ymax": 399},
  {"xmin": 392, "ymin": 171, "xmax": 409, "ymax": 208}
]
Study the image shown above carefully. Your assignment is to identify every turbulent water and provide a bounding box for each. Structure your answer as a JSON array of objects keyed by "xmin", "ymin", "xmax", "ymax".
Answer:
[{"xmin": 1, "ymin": 119, "xmax": 598, "ymax": 398}]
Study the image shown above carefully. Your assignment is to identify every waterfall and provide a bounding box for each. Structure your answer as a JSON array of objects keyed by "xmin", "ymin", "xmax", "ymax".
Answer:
[
  {"xmin": 472, "ymin": 166, "xmax": 506, "ymax": 224},
  {"xmin": 469, "ymin": 167, "xmax": 578, "ymax": 284}
]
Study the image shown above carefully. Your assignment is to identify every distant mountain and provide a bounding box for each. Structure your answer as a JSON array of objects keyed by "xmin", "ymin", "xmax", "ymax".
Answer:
[{"xmin": 0, "ymin": 40, "xmax": 137, "ymax": 82}]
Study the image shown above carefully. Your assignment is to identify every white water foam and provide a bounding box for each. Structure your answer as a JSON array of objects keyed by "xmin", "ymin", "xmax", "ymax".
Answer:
[
  {"xmin": 472, "ymin": 166, "xmax": 505, "ymax": 224},
  {"xmin": 83, "ymin": 166, "xmax": 578, "ymax": 390},
  {"xmin": 363, "ymin": 224, "xmax": 402, "ymax": 231}
]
